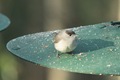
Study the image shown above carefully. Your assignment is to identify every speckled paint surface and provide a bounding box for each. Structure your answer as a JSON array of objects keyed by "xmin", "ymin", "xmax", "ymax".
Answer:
[{"xmin": 0, "ymin": 13, "xmax": 10, "ymax": 31}]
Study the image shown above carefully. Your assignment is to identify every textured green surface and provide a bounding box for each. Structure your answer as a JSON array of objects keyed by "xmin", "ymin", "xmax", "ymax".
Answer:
[
  {"xmin": 0, "ymin": 13, "xmax": 10, "ymax": 31},
  {"xmin": 7, "ymin": 21, "xmax": 120, "ymax": 75}
]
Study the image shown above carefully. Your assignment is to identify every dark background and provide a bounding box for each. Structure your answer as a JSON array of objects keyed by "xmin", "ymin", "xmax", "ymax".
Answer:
[{"xmin": 0, "ymin": 0, "xmax": 120, "ymax": 80}]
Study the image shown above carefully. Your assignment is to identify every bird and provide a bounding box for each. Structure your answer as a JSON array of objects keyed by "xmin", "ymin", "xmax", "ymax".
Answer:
[{"xmin": 53, "ymin": 29, "xmax": 78, "ymax": 56}]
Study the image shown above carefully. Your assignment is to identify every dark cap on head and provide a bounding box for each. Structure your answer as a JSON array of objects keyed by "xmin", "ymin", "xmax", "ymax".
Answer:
[{"xmin": 65, "ymin": 30, "xmax": 75, "ymax": 36}]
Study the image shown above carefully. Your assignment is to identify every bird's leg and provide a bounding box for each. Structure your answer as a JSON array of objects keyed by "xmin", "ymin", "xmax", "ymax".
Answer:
[{"xmin": 56, "ymin": 51, "xmax": 62, "ymax": 58}]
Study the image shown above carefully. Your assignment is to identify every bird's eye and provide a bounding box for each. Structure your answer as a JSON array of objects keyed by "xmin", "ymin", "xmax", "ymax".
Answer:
[{"xmin": 68, "ymin": 33, "xmax": 71, "ymax": 36}]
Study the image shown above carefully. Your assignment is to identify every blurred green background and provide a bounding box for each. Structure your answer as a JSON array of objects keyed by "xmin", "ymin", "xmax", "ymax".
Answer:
[{"xmin": 0, "ymin": 0, "xmax": 120, "ymax": 80}]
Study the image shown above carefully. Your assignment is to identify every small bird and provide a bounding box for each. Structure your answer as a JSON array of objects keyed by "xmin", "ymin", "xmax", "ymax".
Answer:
[{"xmin": 53, "ymin": 29, "xmax": 78, "ymax": 56}]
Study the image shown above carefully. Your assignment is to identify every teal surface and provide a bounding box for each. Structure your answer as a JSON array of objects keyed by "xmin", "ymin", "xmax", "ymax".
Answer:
[
  {"xmin": 0, "ymin": 13, "xmax": 10, "ymax": 31},
  {"xmin": 7, "ymin": 21, "xmax": 120, "ymax": 75}
]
